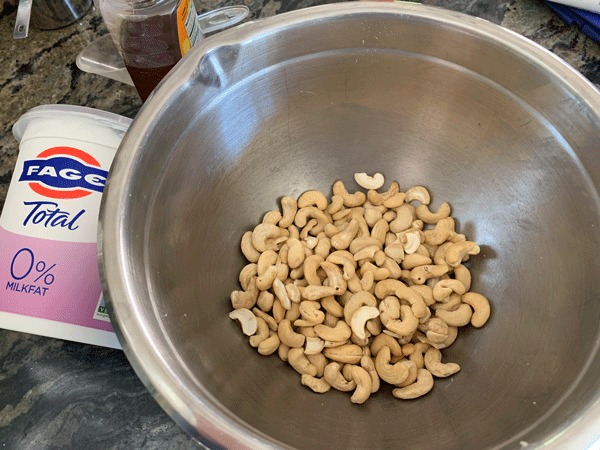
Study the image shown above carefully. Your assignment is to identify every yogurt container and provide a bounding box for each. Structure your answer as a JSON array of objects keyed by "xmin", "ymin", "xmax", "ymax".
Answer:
[{"xmin": 0, "ymin": 105, "xmax": 131, "ymax": 349}]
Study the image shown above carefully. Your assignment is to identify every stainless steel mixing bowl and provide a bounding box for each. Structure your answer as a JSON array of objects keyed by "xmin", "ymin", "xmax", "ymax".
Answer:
[{"xmin": 99, "ymin": 3, "xmax": 600, "ymax": 449}]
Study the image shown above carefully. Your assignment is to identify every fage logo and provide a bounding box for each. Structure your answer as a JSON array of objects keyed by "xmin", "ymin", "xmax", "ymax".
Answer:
[{"xmin": 18, "ymin": 146, "xmax": 108, "ymax": 199}]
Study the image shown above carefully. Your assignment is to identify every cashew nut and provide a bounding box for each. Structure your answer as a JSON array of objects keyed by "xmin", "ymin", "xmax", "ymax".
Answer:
[
  {"xmin": 361, "ymin": 356, "xmax": 380, "ymax": 393},
  {"xmin": 403, "ymin": 231, "xmax": 421, "ymax": 254},
  {"xmin": 384, "ymin": 304, "xmax": 419, "ymax": 337},
  {"xmin": 323, "ymin": 344, "xmax": 363, "ymax": 364},
  {"xmin": 424, "ymin": 347, "xmax": 460, "ymax": 377},
  {"xmin": 263, "ymin": 210, "xmax": 282, "ymax": 225},
  {"xmin": 252, "ymin": 223, "xmax": 286, "ymax": 252},
  {"xmin": 424, "ymin": 217, "xmax": 455, "ymax": 246},
  {"xmin": 343, "ymin": 291, "xmax": 378, "ymax": 324},
  {"xmin": 229, "ymin": 308, "xmax": 258, "ymax": 336},
  {"xmin": 370, "ymin": 333, "xmax": 403, "ymax": 357},
  {"xmin": 405, "ymin": 186, "xmax": 431, "ymax": 205},
  {"xmin": 331, "ymin": 219, "xmax": 360, "ymax": 250},
  {"xmin": 445, "ymin": 241, "xmax": 481, "ymax": 267},
  {"xmin": 327, "ymin": 195, "xmax": 344, "ymax": 214},
  {"xmin": 314, "ymin": 321, "xmax": 352, "ymax": 342},
  {"xmin": 435, "ymin": 303, "xmax": 473, "ymax": 327},
  {"xmin": 401, "ymin": 253, "xmax": 433, "ymax": 270},
  {"xmin": 294, "ymin": 206, "xmax": 331, "ymax": 228},
  {"xmin": 367, "ymin": 181, "xmax": 399, "ymax": 206},
  {"xmin": 354, "ymin": 172, "xmax": 385, "ymax": 190},
  {"xmin": 409, "ymin": 264, "xmax": 449, "ymax": 285},
  {"xmin": 252, "ymin": 307, "xmax": 278, "ymax": 331},
  {"xmin": 302, "ymin": 285, "xmax": 339, "ymax": 301},
  {"xmin": 392, "ymin": 368, "xmax": 434, "ymax": 399},
  {"xmin": 415, "ymin": 202, "xmax": 451, "ymax": 224},
  {"xmin": 375, "ymin": 346, "xmax": 409, "ymax": 385},
  {"xmin": 286, "ymin": 238, "xmax": 305, "ymax": 269},
  {"xmin": 304, "ymin": 336, "xmax": 325, "ymax": 355},
  {"xmin": 249, "ymin": 316, "xmax": 270, "ymax": 347},
  {"xmin": 301, "ymin": 374, "xmax": 331, "ymax": 393},
  {"xmin": 324, "ymin": 362, "xmax": 356, "ymax": 392},
  {"xmin": 239, "ymin": 263, "xmax": 258, "ymax": 291},
  {"xmin": 350, "ymin": 306, "xmax": 379, "ymax": 340},
  {"xmin": 333, "ymin": 180, "xmax": 366, "ymax": 207},
  {"xmin": 287, "ymin": 347, "xmax": 318, "ymax": 376},
  {"xmin": 382, "ymin": 192, "xmax": 407, "ymax": 209},
  {"xmin": 326, "ymin": 251, "xmax": 357, "ymax": 280},
  {"xmin": 277, "ymin": 319, "xmax": 305, "ymax": 348},
  {"xmin": 258, "ymin": 332, "xmax": 280, "ymax": 355},
  {"xmin": 240, "ymin": 231, "xmax": 261, "ymax": 262},
  {"xmin": 433, "ymin": 279, "xmax": 467, "ymax": 302},
  {"xmin": 453, "ymin": 264, "xmax": 472, "ymax": 291},
  {"xmin": 374, "ymin": 279, "xmax": 428, "ymax": 319},
  {"xmin": 321, "ymin": 295, "xmax": 344, "ymax": 317},
  {"xmin": 298, "ymin": 190, "xmax": 328, "ymax": 211},
  {"xmin": 461, "ymin": 292, "xmax": 491, "ymax": 327},
  {"xmin": 390, "ymin": 205, "xmax": 414, "ymax": 233},
  {"xmin": 350, "ymin": 365, "xmax": 373, "ymax": 404}
]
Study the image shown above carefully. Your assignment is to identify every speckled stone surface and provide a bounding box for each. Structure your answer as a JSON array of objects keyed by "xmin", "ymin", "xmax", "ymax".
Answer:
[{"xmin": 0, "ymin": 0, "xmax": 599, "ymax": 448}]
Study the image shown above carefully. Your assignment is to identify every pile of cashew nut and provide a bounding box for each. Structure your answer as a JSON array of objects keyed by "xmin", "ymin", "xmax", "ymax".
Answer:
[{"xmin": 229, "ymin": 172, "xmax": 491, "ymax": 404}]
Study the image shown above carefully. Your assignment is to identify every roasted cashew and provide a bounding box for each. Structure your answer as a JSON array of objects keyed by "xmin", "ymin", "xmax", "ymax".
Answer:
[
  {"xmin": 301, "ymin": 375, "xmax": 331, "ymax": 393},
  {"xmin": 420, "ymin": 317, "xmax": 449, "ymax": 344},
  {"xmin": 424, "ymin": 347, "xmax": 460, "ymax": 377},
  {"xmin": 383, "ymin": 192, "xmax": 407, "ymax": 209},
  {"xmin": 286, "ymin": 238, "xmax": 305, "ymax": 269},
  {"xmin": 314, "ymin": 321, "xmax": 352, "ymax": 342},
  {"xmin": 453, "ymin": 264, "xmax": 472, "ymax": 291},
  {"xmin": 392, "ymin": 368, "xmax": 434, "ymax": 399},
  {"xmin": 408, "ymin": 342, "xmax": 430, "ymax": 369},
  {"xmin": 371, "ymin": 333, "xmax": 403, "ymax": 357},
  {"xmin": 359, "ymin": 262, "xmax": 390, "ymax": 281},
  {"xmin": 272, "ymin": 299, "xmax": 285, "ymax": 323},
  {"xmin": 462, "ymin": 292, "xmax": 491, "ymax": 327},
  {"xmin": 327, "ymin": 195, "xmax": 344, "ymax": 214},
  {"xmin": 303, "ymin": 254, "xmax": 324, "ymax": 286},
  {"xmin": 294, "ymin": 206, "xmax": 332, "ymax": 228},
  {"xmin": 294, "ymin": 301, "xmax": 325, "ymax": 327},
  {"xmin": 343, "ymin": 291, "xmax": 378, "ymax": 324},
  {"xmin": 349, "ymin": 236, "xmax": 383, "ymax": 254},
  {"xmin": 424, "ymin": 217, "xmax": 455, "ymax": 246},
  {"xmin": 326, "ymin": 251, "xmax": 357, "ymax": 280},
  {"xmin": 384, "ymin": 243, "xmax": 405, "ymax": 262},
  {"xmin": 230, "ymin": 277, "xmax": 258, "ymax": 309},
  {"xmin": 229, "ymin": 308, "xmax": 258, "ymax": 336},
  {"xmin": 364, "ymin": 207, "xmax": 383, "ymax": 228},
  {"xmin": 323, "ymin": 362, "xmax": 356, "ymax": 392},
  {"xmin": 431, "ymin": 292, "xmax": 463, "ymax": 311},
  {"xmin": 272, "ymin": 278, "xmax": 292, "ymax": 310},
  {"xmin": 395, "ymin": 360, "xmax": 418, "ymax": 387},
  {"xmin": 436, "ymin": 303, "xmax": 473, "ymax": 327},
  {"xmin": 405, "ymin": 186, "xmax": 431, "ymax": 205},
  {"xmin": 256, "ymin": 265, "xmax": 279, "ymax": 291},
  {"xmin": 257, "ymin": 250, "xmax": 278, "ymax": 275},
  {"xmin": 416, "ymin": 202, "xmax": 451, "ymax": 224},
  {"xmin": 262, "ymin": 210, "xmax": 282, "ymax": 225},
  {"xmin": 278, "ymin": 196, "xmax": 297, "ymax": 228},
  {"xmin": 252, "ymin": 307, "xmax": 278, "ymax": 331},
  {"xmin": 433, "ymin": 279, "xmax": 467, "ymax": 302},
  {"xmin": 323, "ymin": 344, "xmax": 363, "ymax": 364},
  {"xmin": 383, "ymin": 210, "xmax": 396, "ymax": 223},
  {"xmin": 331, "ymin": 219, "xmax": 360, "ymax": 250},
  {"xmin": 381, "ymin": 257, "xmax": 402, "ymax": 280},
  {"xmin": 307, "ymin": 353, "xmax": 328, "ymax": 377},
  {"xmin": 402, "ymin": 253, "xmax": 433, "ymax": 270},
  {"xmin": 302, "ymin": 285, "xmax": 339, "ymax": 301},
  {"xmin": 390, "ymin": 205, "xmax": 414, "ymax": 233},
  {"xmin": 285, "ymin": 302, "xmax": 301, "ymax": 322},
  {"xmin": 409, "ymin": 264, "xmax": 449, "ymax": 285},
  {"xmin": 249, "ymin": 317, "xmax": 270, "ymax": 347},
  {"xmin": 350, "ymin": 365, "xmax": 373, "ymax": 404},
  {"xmin": 258, "ymin": 332, "xmax": 280, "ymax": 355},
  {"xmin": 409, "ymin": 285, "xmax": 434, "ymax": 306},
  {"xmin": 252, "ymin": 223, "xmax": 286, "ymax": 252},
  {"xmin": 350, "ymin": 306, "xmax": 380, "ymax": 340},
  {"xmin": 287, "ymin": 347, "xmax": 318, "ymax": 376},
  {"xmin": 298, "ymin": 190, "xmax": 328, "ymax": 211},
  {"xmin": 371, "ymin": 218, "xmax": 390, "ymax": 248},
  {"xmin": 445, "ymin": 241, "xmax": 481, "ymax": 267},
  {"xmin": 240, "ymin": 231, "xmax": 261, "ymax": 263},
  {"xmin": 374, "ymin": 279, "xmax": 428, "ymax": 319},
  {"xmin": 314, "ymin": 237, "xmax": 332, "ymax": 259},
  {"xmin": 321, "ymin": 295, "xmax": 344, "ymax": 317},
  {"xmin": 320, "ymin": 261, "xmax": 347, "ymax": 295},
  {"xmin": 384, "ymin": 304, "xmax": 419, "ymax": 337},
  {"xmin": 361, "ymin": 356, "xmax": 380, "ymax": 393},
  {"xmin": 375, "ymin": 346, "xmax": 410, "ymax": 385},
  {"xmin": 278, "ymin": 343, "xmax": 290, "ymax": 361},
  {"xmin": 277, "ymin": 319, "xmax": 305, "ymax": 348},
  {"xmin": 239, "ymin": 263, "xmax": 258, "ymax": 291},
  {"xmin": 367, "ymin": 181, "xmax": 400, "ymax": 206},
  {"xmin": 353, "ymin": 244, "xmax": 379, "ymax": 262},
  {"xmin": 333, "ymin": 180, "xmax": 367, "ymax": 207}
]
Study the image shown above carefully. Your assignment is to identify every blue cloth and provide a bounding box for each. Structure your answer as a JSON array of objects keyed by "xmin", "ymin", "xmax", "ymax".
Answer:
[{"xmin": 543, "ymin": 1, "xmax": 600, "ymax": 43}]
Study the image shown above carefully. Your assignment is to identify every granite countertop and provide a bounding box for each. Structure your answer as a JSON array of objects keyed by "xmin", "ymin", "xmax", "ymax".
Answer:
[{"xmin": 0, "ymin": 0, "xmax": 598, "ymax": 448}]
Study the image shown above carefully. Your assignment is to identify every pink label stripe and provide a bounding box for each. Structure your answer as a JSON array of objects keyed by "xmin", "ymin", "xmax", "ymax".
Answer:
[{"xmin": 0, "ymin": 225, "xmax": 113, "ymax": 332}]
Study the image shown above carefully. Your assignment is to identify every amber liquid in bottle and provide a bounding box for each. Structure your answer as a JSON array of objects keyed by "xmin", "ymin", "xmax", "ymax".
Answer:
[{"xmin": 119, "ymin": 10, "xmax": 180, "ymax": 101}]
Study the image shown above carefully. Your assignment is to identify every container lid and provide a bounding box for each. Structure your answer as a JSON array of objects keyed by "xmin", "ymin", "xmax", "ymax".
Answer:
[{"xmin": 12, "ymin": 104, "xmax": 132, "ymax": 142}]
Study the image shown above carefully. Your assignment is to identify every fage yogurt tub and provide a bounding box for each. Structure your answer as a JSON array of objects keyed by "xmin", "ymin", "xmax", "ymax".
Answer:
[{"xmin": 0, "ymin": 105, "xmax": 131, "ymax": 349}]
